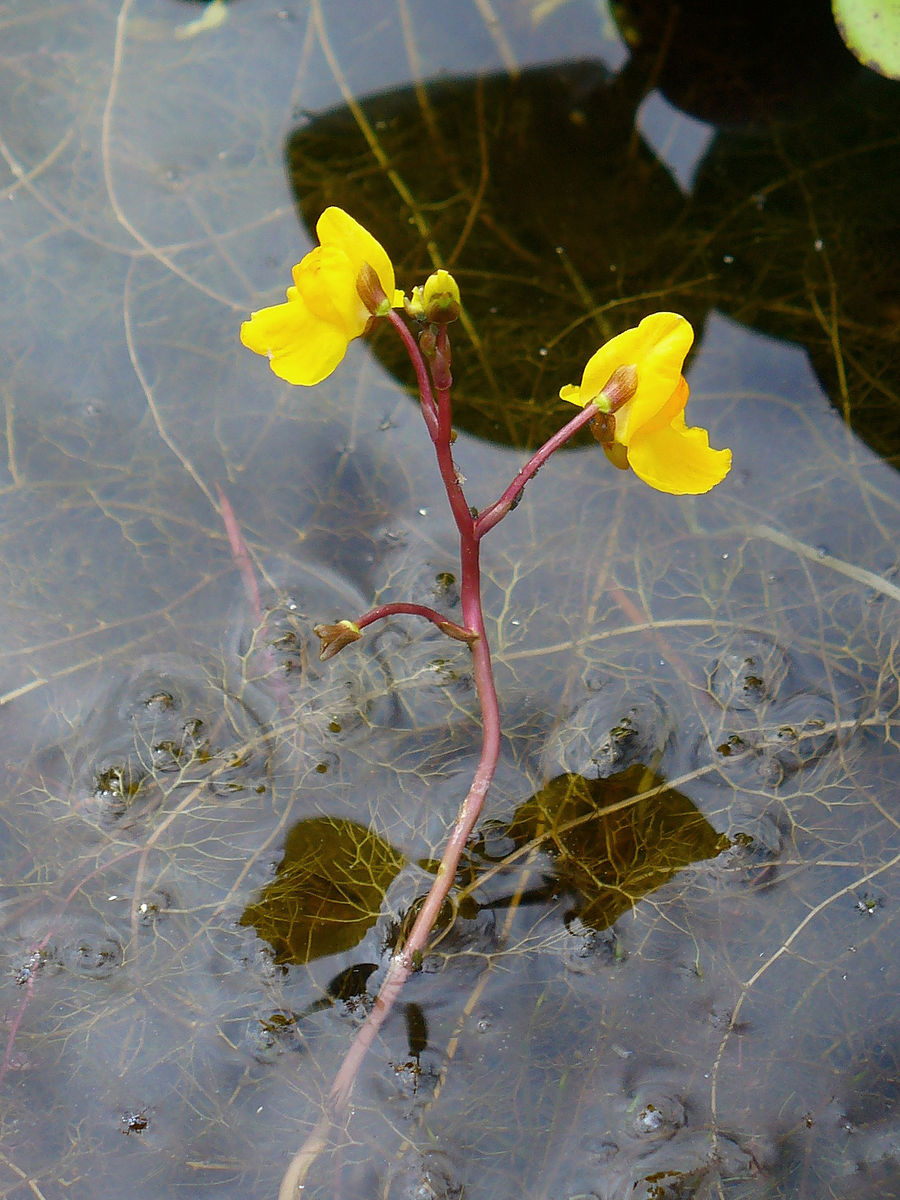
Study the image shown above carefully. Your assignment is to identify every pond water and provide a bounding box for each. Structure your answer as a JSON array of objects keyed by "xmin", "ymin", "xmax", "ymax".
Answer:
[{"xmin": 1, "ymin": 2, "xmax": 899, "ymax": 1198}]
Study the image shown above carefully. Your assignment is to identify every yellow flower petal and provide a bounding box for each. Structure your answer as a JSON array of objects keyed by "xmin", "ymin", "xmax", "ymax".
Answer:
[
  {"xmin": 316, "ymin": 207, "xmax": 397, "ymax": 303},
  {"xmin": 240, "ymin": 298, "xmax": 350, "ymax": 386},
  {"xmin": 294, "ymin": 245, "xmax": 368, "ymax": 337},
  {"xmin": 578, "ymin": 312, "xmax": 689, "ymax": 404},
  {"xmin": 560, "ymin": 313, "xmax": 730, "ymax": 493},
  {"xmin": 560, "ymin": 313, "xmax": 693, "ymax": 442},
  {"xmin": 637, "ymin": 375, "xmax": 689, "ymax": 437},
  {"xmin": 241, "ymin": 207, "xmax": 399, "ymax": 386},
  {"xmin": 627, "ymin": 419, "xmax": 732, "ymax": 495},
  {"xmin": 559, "ymin": 382, "xmax": 584, "ymax": 406}
]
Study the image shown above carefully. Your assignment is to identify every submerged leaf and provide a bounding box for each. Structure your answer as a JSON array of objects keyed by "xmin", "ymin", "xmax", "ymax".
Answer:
[
  {"xmin": 507, "ymin": 765, "xmax": 728, "ymax": 930},
  {"xmin": 241, "ymin": 817, "xmax": 405, "ymax": 963}
]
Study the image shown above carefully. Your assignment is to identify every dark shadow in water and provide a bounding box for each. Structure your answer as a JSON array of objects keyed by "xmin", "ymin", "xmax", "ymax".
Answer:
[{"xmin": 286, "ymin": 12, "xmax": 900, "ymax": 461}]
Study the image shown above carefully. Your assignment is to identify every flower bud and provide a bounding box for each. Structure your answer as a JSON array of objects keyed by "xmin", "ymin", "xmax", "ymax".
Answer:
[
  {"xmin": 422, "ymin": 270, "xmax": 461, "ymax": 324},
  {"xmin": 313, "ymin": 620, "xmax": 362, "ymax": 661}
]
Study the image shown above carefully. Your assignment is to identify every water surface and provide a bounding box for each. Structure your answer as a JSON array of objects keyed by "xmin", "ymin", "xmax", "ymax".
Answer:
[{"xmin": 1, "ymin": 2, "xmax": 899, "ymax": 1198}]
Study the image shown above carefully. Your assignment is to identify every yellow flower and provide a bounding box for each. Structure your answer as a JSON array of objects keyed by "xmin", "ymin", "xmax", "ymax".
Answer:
[
  {"xmin": 240, "ymin": 207, "xmax": 403, "ymax": 386},
  {"xmin": 560, "ymin": 313, "xmax": 731, "ymax": 495},
  {"xmin": 421, "ymin": 269, "xmax": 461, "ymax": 323}
]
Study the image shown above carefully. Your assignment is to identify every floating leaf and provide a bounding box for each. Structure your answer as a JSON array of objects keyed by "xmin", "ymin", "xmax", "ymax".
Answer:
[{"xmin": 833, "ymin": 0, "xmax": 900, "ymax": 78}]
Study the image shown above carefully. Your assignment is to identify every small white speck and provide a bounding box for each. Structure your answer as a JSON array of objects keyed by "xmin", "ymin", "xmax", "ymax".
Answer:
[
  {"xmin": 510, "ymin": 618, "xmax": 520, "ymax": 626},
  {"xmin": 722, "ymin": 553, "xmax": 729, "ymax": 560},
  {"xmin": 107, "ymin": 895, "xmax": 118, "ymax": 901},
  {"xmin": 418, "ymin": 507, "xmax": 428, "ymax": 517},
  {"xmin": 538, "ymin": 347, "xmax": 548, "ymax": 358},
  {"xmin": 814, "ymin": 238, "xmax": 824, "ymax": 252},
  {"xmin": 723, "ymin": 254, "xmax": 734, "ymax": 264},
  {"xmin": 256, "ymin": 1106, "xmax": 264, "ymax": 1114}
]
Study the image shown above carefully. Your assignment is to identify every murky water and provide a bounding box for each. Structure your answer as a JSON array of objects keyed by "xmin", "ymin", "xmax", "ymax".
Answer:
[{"xmin": 1, "ymin": 2, "xmax": 899, "ymax": 1198}]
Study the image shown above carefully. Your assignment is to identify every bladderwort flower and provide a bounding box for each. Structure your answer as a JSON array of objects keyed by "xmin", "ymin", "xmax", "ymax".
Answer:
[
  {"xmin": 560, "ymin": 312, "xmax": 732, "ymax": 495},
  {"xmin": 240, "ymin": 207, "xmax": 404, "ymax": 386}
]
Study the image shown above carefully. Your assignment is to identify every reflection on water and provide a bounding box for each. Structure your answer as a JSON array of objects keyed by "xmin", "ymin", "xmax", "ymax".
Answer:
[
  {"xmin": 288, "ymin": 48, "xmax": 900, "ymax": 456},
  {"xmin": 0, "ymin": 2, "xmax": 899, "ymax": 1198}
]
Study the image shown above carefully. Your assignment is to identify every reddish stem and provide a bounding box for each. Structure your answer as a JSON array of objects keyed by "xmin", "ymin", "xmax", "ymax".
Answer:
[
  {"xmin": 280, "ymin": 311, "xmax": 590, "ymax": 1197},
  {"xmin": 217, "ymin": 484, "xmax": 294, "ymax": 713},
  {"xmin": 355, "ymin": 601, "xmax": 469, "ymax": 640},
  {"xmin": 278, "ymin": 319, "xmax": 501, "ymax": 1200},
  {"xmin": 386, "ymin": 310, "xmax": 439, "ymax": 439},
  {"xmin": 217, "ymin": 483, "xmax": 263, "ymax": 623},
  {"xmin": 317, "ymin": 627, "xmax": 498, "ymax": 1121},
  {"xmin": 475, "ymin": 402, "xmax": 598, "ymax": 538}
]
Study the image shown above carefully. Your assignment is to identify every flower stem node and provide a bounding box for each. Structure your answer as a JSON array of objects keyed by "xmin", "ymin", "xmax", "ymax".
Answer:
[
  {"xmin": 422, "ymin": 270, "xmax": 461, "ymax": 324},
  {"xmin": 436, "ymin": 619, "xmax": 479, "ymax": 646},
  {"xmin": 313, "ymin": 620, "xmax": 362, "ymax": 661}
]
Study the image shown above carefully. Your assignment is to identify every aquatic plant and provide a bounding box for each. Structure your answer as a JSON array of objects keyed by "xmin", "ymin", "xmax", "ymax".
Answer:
[{"xmin": 240, "ymin": 206, "xmax": 731, "ymax": 1197}]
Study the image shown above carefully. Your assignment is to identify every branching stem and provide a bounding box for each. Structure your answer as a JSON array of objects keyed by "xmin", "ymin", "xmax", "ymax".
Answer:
[
  {"xmin": 278, "ymin": 313, "xmax": 591, "ymax": 1200},
  {"xmin": 476, "ymin": 402, "xmax": 598, "ymax": 537},
  {"xmin": 355, "ymin": 601, "xmax": 474, "ymax": 644}
]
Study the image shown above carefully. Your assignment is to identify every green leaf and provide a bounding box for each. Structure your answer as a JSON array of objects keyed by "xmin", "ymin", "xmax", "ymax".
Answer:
[{"xmin": 833, "ymin": 0, "xmax": 900, "ymax": 78}]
